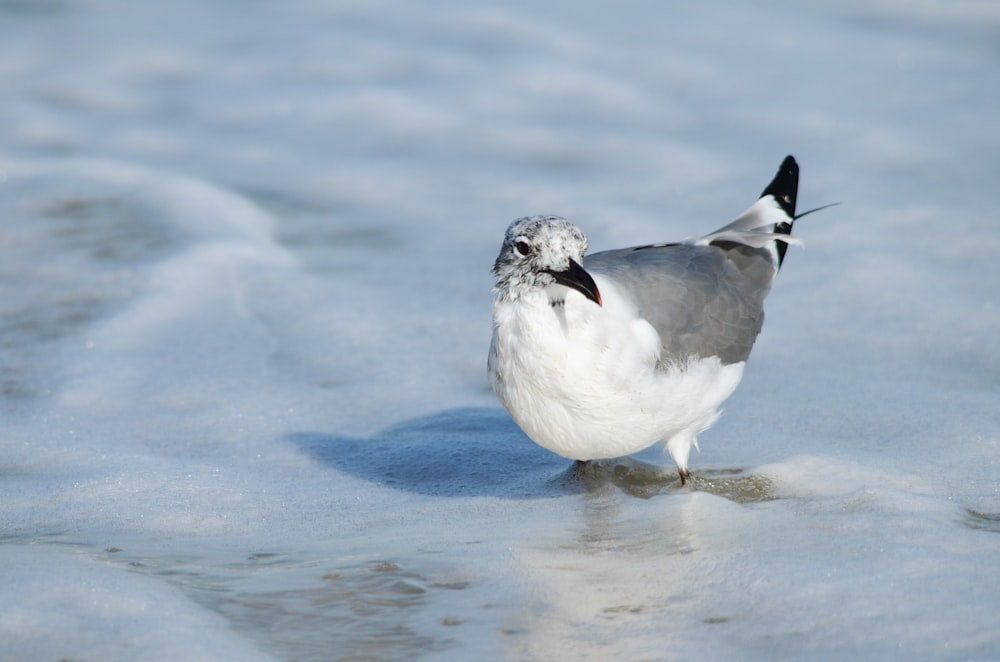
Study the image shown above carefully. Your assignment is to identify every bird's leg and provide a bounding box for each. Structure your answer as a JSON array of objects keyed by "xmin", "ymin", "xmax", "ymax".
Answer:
[{"xmin": 679, "ymin": 468, "xmax": 691, "ymax": 486}]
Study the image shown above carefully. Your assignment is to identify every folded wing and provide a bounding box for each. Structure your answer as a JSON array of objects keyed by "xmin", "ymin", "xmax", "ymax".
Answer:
[{"xmin": 584, "ymin": 156, "xmax": 800, "ymax": 367}]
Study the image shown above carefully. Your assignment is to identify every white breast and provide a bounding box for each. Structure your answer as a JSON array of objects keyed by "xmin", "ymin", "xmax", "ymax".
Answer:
[{"xmin": 488, "ymin": 276, "xmax": 744, "ymax": 462}]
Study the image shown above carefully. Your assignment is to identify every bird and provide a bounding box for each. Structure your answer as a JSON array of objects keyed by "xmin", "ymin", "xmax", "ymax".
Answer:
[{"xmin": 488, "ymin": 155, "xmax": 814, "ymax": 484}]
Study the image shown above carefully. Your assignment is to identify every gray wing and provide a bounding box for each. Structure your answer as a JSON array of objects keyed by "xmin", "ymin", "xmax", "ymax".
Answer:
[{"xmin": 585, "ymin": 242, "xmax": 777, "ymax": 366}]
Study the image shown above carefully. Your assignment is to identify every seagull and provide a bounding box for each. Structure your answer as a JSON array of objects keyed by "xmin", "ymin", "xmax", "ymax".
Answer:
[{"xmin": 489, "ymin": 155, "xmax": 815, "ymax": 484}]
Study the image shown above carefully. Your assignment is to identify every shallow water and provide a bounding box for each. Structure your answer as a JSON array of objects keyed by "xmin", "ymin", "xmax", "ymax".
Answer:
[{"xmin": 2, "ymin": 1, "xmax": 999, "ymax": 660}]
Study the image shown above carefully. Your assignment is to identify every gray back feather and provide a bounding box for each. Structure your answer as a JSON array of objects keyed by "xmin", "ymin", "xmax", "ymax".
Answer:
[{"xmin": 585, "ymin": 242, "xmax": 777, "ymax": 366}]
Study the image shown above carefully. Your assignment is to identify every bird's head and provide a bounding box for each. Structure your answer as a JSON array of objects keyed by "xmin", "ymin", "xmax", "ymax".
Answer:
[{"xmin": 492, "ymin": 215, "xmax": 602, "ymax": 306}]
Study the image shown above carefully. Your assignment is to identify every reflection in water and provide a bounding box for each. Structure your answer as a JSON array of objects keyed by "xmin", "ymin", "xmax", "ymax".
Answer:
[
  {"xmin": 560, "ymin": 458, "xmax": 775, "ymax": 504},
  {"xmin": 507, "ymin": 462, "xmax": 775, "ymax": 660},
  {"xmin": 286, "ymin": 412, "xmax": 780, "ymax": 659}
]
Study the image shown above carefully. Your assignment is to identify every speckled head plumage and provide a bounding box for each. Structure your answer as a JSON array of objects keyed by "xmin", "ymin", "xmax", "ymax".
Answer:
[{"xmin": 492, "ymin": 215, "xmax": 600, "ymax": 305}]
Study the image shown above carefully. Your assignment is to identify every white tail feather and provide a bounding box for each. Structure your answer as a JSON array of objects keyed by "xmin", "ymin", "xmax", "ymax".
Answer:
[{"xmin": 689, "ymin": 195, "xmax": 802, "ymax": 250}]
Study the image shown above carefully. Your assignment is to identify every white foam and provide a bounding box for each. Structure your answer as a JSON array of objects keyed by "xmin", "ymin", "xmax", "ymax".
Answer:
[
  {"xmin": 1, "ymin": 546, "xmax": 273, "ymax": 661},
  {"xmin": 1, "ymin": 0, "xmax": 998, "ymax": 658}
]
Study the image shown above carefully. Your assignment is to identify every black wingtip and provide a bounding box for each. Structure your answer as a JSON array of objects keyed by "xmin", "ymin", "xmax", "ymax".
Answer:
[{"xmin": 760, "ymin": 155, "xmax": 799, "ymax": 219}]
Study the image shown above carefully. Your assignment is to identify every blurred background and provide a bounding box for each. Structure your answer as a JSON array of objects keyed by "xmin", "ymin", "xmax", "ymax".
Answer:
[{"xmin": 1, "ymin": 1, "xmax": 998, "ymax": 660}]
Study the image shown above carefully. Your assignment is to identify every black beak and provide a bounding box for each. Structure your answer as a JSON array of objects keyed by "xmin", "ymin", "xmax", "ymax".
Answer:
[{"xmin": 545, "ymin": 258, "xmax": 602, "ymax": 306}]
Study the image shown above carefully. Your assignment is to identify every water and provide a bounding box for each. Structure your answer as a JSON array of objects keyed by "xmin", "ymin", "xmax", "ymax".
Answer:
[{"xmin": 2, "ymin": 1, "xmax": 999, "ymax": 659}]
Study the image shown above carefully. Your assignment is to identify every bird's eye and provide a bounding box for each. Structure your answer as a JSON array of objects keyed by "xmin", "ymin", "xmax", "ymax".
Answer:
[{"xmin": 515, "ymin": 241, "xmax": 531, "ymax": 256}]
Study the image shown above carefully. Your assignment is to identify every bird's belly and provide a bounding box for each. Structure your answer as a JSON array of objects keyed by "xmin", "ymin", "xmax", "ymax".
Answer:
[
  {"xmin": 501, "ymin": 355, "xmax": 743, "ymax": 460},
  {"xmin": 490, "ymin": 297, "xmax": 745, "ymax": 460}
]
